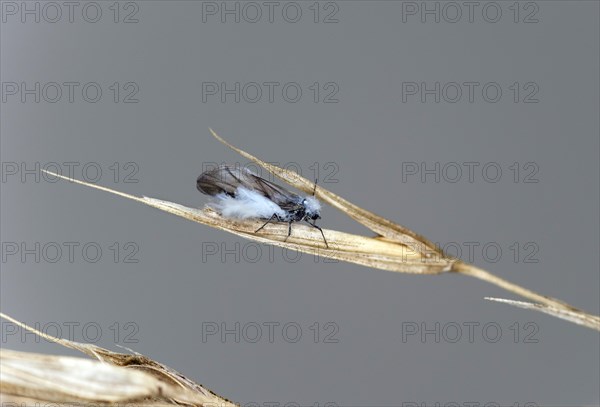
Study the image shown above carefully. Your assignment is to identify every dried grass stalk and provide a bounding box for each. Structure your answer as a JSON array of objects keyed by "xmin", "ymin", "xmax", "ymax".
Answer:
[
  {"xmin": 485, "ymin": 297, "xmax": 600, "ymax": 330},
  {"xmin": 38, "ymin": 130, "xmax": 599, "ymax": 331},
  {"xmin": 0, "ymin": 313, "xmax": 236, "ymax": 407}
]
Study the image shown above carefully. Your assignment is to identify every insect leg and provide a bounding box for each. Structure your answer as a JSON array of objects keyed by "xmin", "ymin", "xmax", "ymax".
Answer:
[
  {"xmin": 283, "ymin": 220, "xmax": 294, "ymax": 242},
  {"xmin": 255, "ymin": 213, "xmax": 279, "ymax": 233},
  {"xmin": 306, "ymin": 220, "xmax": 329, "ymax": 248}
]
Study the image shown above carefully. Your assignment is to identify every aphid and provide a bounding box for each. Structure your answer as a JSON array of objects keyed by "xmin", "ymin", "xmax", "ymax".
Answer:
[{"xmin": 197, "ymin": 165, "xmax": 328, "ymax": 247}]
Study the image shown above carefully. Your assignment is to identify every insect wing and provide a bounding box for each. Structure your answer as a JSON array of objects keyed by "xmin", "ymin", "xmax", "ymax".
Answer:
[
  {"xmin": 245, "ymin": 173, "xmax": 302, "ymax": 211},
  {"xmin": 197, "ymin": 166, "xmax": 301, "ymax": 209},
  {"xmin": 197, "ymin": 166, "xmax": 242, "ymax": 196}
]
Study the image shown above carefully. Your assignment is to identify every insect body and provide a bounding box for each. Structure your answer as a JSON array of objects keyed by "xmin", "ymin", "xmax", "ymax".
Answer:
[{"xmin": 197, "ymin": 166, "xmax": 328, "ymax": 247}]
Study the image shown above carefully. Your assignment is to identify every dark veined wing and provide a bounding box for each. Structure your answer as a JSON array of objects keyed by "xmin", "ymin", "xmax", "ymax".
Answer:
[
  {"xmin": 197, "ymin": 165, "xmax": 243, "ymax": 196},
  {"xmin": 197, "ymin": 165, "xmax": 301, "ymax": 209}
]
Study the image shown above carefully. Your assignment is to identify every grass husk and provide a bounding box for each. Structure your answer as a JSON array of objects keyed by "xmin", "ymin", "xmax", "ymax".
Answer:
[
  {"xmin": 0, "ymin": 312, "xmax": 236, "ymax": 406},
  {"xmin": 36, "ymin": 129, "xmax": 599, "ymax": 331}
]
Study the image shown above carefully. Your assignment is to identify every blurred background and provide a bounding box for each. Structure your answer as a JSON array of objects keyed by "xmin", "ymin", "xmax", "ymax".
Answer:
[{"xmin": 1, "ymin": 1, "xmax": 599, "ymax": 405}]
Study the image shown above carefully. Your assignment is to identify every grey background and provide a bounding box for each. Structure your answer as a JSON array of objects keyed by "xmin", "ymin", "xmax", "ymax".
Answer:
[{"xmin": 1, "ymin": 1, "xmax": 599, "ymax": 406}]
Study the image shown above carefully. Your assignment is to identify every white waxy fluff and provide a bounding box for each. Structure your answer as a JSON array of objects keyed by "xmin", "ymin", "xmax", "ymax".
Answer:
[
  {"xmin": 209, "ymin": 187, "xmax": 287, "ymax": 220},
  {"xmin": 303, "ymin": 196, "xmax": 321, "ymax": 215}
]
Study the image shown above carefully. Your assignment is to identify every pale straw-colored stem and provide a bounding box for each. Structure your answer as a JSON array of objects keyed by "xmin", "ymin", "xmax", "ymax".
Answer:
[{"xmin": 34, "ymin": 129, "xmax": 599, "ymax": 331}]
